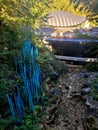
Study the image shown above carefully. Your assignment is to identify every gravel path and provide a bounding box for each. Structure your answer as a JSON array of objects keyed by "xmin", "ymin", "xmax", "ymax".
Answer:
[{"xmin": 38, "ymin": 64, "xmax": 98, "ymax": 130}]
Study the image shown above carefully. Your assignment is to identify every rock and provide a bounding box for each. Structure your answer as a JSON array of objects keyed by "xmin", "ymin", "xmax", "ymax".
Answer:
[
  {"xmin": 51, "ymin": 87, "xmax": 61, "ymax": 106},
  {"xmin": 61, "ymin": 88, "xmax": 68, "ymax": 93},
  {"xmin": 39, "ymin": 110, "xmax": 50, "ymax": 123},
  {"xmin": 83, "ymin": 116, "xmax": 98, "ymax": 130},
  {"xmin": 48, "ymin": 71, "xmax": 59, "ymax": 80},
  {"xmin": 49, "ymin": 95, "xmax": 58, "ymax": 104},
  {"xmin": 48, "ymin": 64, "xmax": 54, "ymax": 71},
  {"xmin": 83, "ymin": 82, "xmax": 92, "ymax": 88},
  {"xmin": 73, "ymin": 72, "xmax": 86, "ymax": 80},
  {"xmin": 45, "ymin": 77, "xmax": 51, "ymax": 82},
  {"xmin": 92, "ymin": 124, "xmax": 98, "ymax": 130},
  {"xmin": 44, "ymin": 83, "xmax": 49, "ymax": 91},
  {"xmin": 86, "ymin": 96, "xmax": 98, "ymax": 109},
  {"xmin": 69, "ymin": 85, "xmax": 74, "ymax": 92},
  {"xmin": 40, "ymin": 64, "xmax": 98, "ymax": 130},
  {"xmin": 37, "ymin": 123, "xmax": 44, "ymax": 130},
  {"xmin": 65, "ymin": 94, "xmax": 72, "ymax": 99},
  {"xmin": 77, "ymin": 124, "xmax": 84, "ymax": 130},
  {"xmin": 81, "ymin": 87, "xmax": 91, "ymax": 95},
  {"xmin": 58, "ymin": 84, "xmax": 62, "ymax": 88},
  {"xmin": 70, "ymin": 92, "xmax": 82, "ymax": 98},
  {"xmin": 51, "ymin": 87, "xmax": 61, "ymax": 97},
  {"xmin": 46, "ymin": 113, "xmax": 56, "ymax": 125}
]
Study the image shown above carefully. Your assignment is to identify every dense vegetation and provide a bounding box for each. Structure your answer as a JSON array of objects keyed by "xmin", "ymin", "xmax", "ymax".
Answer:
[{"xmin": 0, "ymin": 0, "xmax": 98, "ymax": 129}]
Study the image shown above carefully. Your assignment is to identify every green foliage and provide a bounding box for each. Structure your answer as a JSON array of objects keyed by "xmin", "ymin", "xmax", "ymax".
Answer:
[
  {"xmin": 74, "ymin": 0, "xmax": 98, "ymax": 26},
  {"xmin": 0, "ymin": 26, "xmax": 23, "ymax": 125},
  {"xmin": 37, "ymin": 51, "xmax": 53, "ymax": 64},
  {"xmin": 14, "ymin": 115, "xmax": 39, "ymax": 130},
  {"xmin": 51, "ymin": 59, "xmax": 69, "ymax": 74},
  {"xmin": 37, "ymin": 44, "xmax": 68, "ymax": 74},
  {"xmin": 41, "ymin": 94, "xmax": 49, "ymax": 108},
  {"xmin": 0, "ymin": 0, "xmax": 52, "ymax": 29},
  {"xmin": 49, "ymin": 0, "xmax": 71, "ymax": 11},
  {"xmin": 76, "ymin": 32, "xmax": 98, "ymax": 40},
  {"xmin": 0, "ymin": 24, "xmax": 22, "ymax": 65},
  {"xmin": 0, "ymin": 118, "xmax": 13, "ymax": 130},
  {"xmin": 75, "ymin": 33, "xmax": 98, "ymax": 59},
  {"xmin": 85, "ymin": 62, "xmax": 98, "ymax": 72},
  {"xmin": 0, "ymin": 64, "xmax": 18, "ymax": 106},
  {"xmin": 0, "ymin": 0, "xmax": 98, "ymax": 27},
  {"xmin": 49, "ymin": 0, "xmax": 87, "ymax": 15},
  {"xmin": 84, "ymin": 43, "xmax": 98, "ymax": 58},
  {"xmin": 90, "ymin": 77, "xmax": 98, "ymax": 100},
  {"xmin": 0, "ymin": 79, "xmax": 7, "ymax": 105},
  {"xmin": 0, "ymin": 1, "xmax": 53, "ymax": 130},
  {"xmin": 37, "ymin": 50, "xmax": 68, "ymax": 76},
  {"xmin": 0, "ymin": 115, "xmax": 39, "ymax": 130}
]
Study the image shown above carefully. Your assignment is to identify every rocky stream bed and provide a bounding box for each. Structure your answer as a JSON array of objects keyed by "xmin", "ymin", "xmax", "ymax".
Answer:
[{"xmin": 37, "ymin": 63, "xmax": 98, "ymax": 130}]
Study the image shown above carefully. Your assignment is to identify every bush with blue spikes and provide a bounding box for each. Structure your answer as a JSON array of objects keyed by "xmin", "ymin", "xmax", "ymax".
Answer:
[{"xmin": 7, "ymin": 39, "xmax": 45, "ymax": 124}]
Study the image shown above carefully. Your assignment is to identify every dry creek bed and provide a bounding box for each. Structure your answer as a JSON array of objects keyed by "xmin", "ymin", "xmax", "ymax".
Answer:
[{"xmin": 38, "ymin": 64, "xmax": 98, "ymax": 130}]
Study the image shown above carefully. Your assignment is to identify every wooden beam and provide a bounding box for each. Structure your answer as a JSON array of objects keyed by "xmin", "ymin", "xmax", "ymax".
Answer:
[{"xmin": 54, "ymin": 55, "xmax": 97, "ymax": 62}]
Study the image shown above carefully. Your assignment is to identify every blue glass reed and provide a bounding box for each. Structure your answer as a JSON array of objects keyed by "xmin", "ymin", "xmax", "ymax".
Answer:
[
  {"xmin": 7, "ymin": 94, "xmax": 16, "ymax": 122},
  {"xmin": 7, "ymin": 39, "xmax": 42, "ymax": 122}
]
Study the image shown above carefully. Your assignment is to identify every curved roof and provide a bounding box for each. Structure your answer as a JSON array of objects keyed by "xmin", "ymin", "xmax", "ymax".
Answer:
[{"xmin": 45, "ymin": 11, "xmax": 86, "ymax": 27}]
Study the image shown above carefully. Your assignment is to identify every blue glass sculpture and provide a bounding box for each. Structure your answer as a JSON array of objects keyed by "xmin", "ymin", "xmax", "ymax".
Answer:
[
  {"xmin": 7, "ymin": 39, "xmax": 42, "ymax": 122},
  {"xmin": 14, "ymin": 87, "xmax": 25, "ymax": 121},
  {"xmin": 7, "ymin": 94, "xmax": 16, "ymax": 122}
]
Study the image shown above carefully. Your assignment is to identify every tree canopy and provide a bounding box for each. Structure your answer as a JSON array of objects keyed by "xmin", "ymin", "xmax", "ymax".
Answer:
[
  {"xmin": 0, "ymin": 0, "xmax": 52, "ymax": 29},
  {"xmin": 0, "ymin": 0, "xmax": 98, "ymax": 28}
]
